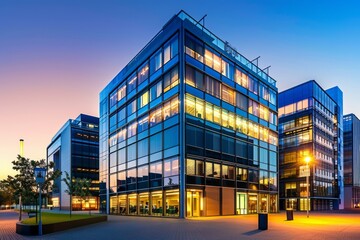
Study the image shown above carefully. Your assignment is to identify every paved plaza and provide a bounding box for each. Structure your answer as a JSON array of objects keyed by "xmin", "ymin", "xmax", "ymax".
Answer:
[{"xmin": 1, "ymin": 210, "xmax": 360, "ymax": 240}]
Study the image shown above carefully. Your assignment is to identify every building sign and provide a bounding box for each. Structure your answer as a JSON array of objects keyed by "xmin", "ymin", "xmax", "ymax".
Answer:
[{"xmin": 299, "ymin": 165, "xmax": 310, "ymax": 177}]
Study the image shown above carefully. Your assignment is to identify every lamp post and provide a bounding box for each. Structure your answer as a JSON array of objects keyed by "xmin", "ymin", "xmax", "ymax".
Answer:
[
  {"xmin": 304, "ymin": 156, "xmax": 311, "ymax": 218},
  {"xmin": 34, "ymin": 167, "xmax": 46, "ymax": 236}
]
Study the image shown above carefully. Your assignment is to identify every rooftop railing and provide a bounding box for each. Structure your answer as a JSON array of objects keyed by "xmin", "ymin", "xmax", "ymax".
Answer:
[{"xmin": 178, "ymin": 10, "xmax": 276, "ymax": 87}]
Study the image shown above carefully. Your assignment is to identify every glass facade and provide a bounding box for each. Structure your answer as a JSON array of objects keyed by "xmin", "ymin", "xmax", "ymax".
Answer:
[
  {"xmin": 343, "ymin": 114, "xmax": 360, "ymax": 208},
  {"xmin": 279, "ymin": 81, "xmax": 343, "ymax": 211},
  {"xmin": 99, "ymin": 11, "xmax": 278, "ymax": 217}
]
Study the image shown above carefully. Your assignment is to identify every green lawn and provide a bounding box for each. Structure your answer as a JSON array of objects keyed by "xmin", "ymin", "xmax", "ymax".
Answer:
[{"xmin": 21, "ymin": 212, "xmax": 100, "ymax": 225}]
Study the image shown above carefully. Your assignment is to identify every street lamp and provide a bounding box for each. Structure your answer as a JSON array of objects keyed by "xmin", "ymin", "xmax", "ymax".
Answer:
[
  {"xmin": 304, "ymin": 156, "xmax": 311, "ymax": 218},
  {"xmin": 34, "ymin": 167, "xmax": 46, "ymax": 236}
]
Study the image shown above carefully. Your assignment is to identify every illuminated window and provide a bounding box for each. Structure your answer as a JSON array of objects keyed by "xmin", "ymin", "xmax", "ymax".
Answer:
[
  {"xmin": 149, "ymin": 106, "xmax": 162, "ymax": 127},
  {"xmin": 163, "ymin": 101, "xmax": 171, "ymax": 120},
  {"xmin": 235, "ymin": 68, "xmax": 248, "ymax": 89},
  {"xmin": 170, "ymin": 96, "xmax": 179, "ymax": 117},
  {"xmin": 185, "ymin": 95, "xmax": 195, "ymax": 116},
  {"xmin": 213, "ymin": 105, "xmax": 221, "ymax": 124},
  {"xmin": 248, "ymin": 100, "xmax": 259, "ymax": 117},
  {"xmin": 222, "ymin": 109, "xmax": 229, "ymax": 128},
  {"xmin": 138, "ymin": 91, "xmax": 149, "ymax": 108},
  {"xmin": 195, "ymin": 98, "xmax": 204, "ymax": 119},
  {"xmin": 117, "ymin": 83, "xmax": 126, "ymax": 101},
  {"xmin": 259, "ymin": 83, "xmax": 269, "ymax": 101},
  {"xmin": 222, "ymin": 165, "xmax": 235, "ymax": 180},
  {"xmin": 138, "ymin": 62, "xmax": 149, "ymax": 85},
  {"xmin": 205, "ymin": 103, "xmax": 213, "ymax": 122},
  {"xmin": 237, "ymin": 167, "xmax": 248, "ymax": 181},
  {"xmin": 164, "ymin": 66, "xmax": 179, "ymax": 92},
  {"xmin": 259, "ymin": 105, "xmax": 269, "ymax": 121},
  {"xmin": 110, "ymin": 90, "xmax": 117, "ymax": 108},
  {"xmin": 222, "ymin": 85, "xmax": 235, "ymax": 105},
  {"xmin": 205, "ymin": 48, "xmax": 221, "ymax": 72}
]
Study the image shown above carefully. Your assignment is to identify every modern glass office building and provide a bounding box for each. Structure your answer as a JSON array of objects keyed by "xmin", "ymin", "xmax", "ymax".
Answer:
[
  {"xmin": 343, "ymin": 113, "xmax": 360, "ymax": 208},
  {"xmin": 278, "ymin": 81, "xmax": 343, "ymax": 211},
  {"xmin": 99, "ymin": 11, "xmax": 278, "ymax": 218},
  {"xmin": 47, "ymin": 114, "xmax": 100, "ymax": 210}
]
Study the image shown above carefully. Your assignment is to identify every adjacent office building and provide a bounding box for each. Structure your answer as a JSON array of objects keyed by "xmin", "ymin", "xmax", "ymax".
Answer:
[
  {"xmin": 99, "ymin": 10, "xmax": 278, "ymax": 218},
  {"xmin": 343, "ymin": 114, "xmax": 360, "ymax": 208},
  {"xmin": 47, "ymin": 114, "xmax": 100, "ymax": 210},
  {"xmin": 278, "ymin": 80, "xmax": 344, "ymax": 211}
]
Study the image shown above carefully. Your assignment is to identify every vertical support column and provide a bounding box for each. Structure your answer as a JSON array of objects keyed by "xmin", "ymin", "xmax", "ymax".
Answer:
[{"xmin": 179, "ymin": 23, "xmax": 186, "ymax": 219}]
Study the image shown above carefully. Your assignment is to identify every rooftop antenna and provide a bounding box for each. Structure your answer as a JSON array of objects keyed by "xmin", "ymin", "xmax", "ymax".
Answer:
[
  {"xmin": 196, "ymin": 14, "xmax": 208, "ymax": 28},
  {"xmin": 262, "ymin": 66, "xmax": 271, "ymax": 75},
  {"xmin": 250, "ymin": 56, "xmax": 260, "ymax": 67}
]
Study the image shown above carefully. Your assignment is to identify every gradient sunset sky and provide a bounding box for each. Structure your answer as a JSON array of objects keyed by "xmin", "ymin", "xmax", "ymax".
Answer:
[{"xmin": 1, "ymin": 0, "xmax": 360, "ymax": 179}]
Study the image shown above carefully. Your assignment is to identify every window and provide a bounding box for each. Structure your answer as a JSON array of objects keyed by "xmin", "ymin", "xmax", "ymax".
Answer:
[
  {"xmin": 237, "ymin": 167, "xmax": 248, "ymax": 181},
  {"xmin": 222, "ymin": 85, "xmax": 234, "ymax": 105},
  {"xmin": 205, "ymin": 103, "xmax": 213, "ymax": 122},
  {"xmin": 150, "ymin": 161, "xmax": 162, "ymax": 179},
  {"xmin": 248, "ymin": 100, "xmax": 259, "ymax": 117},
  {"xmin": 127, "ymin": 73, "xmax": 137, "ymax": 94},
  {"xmin": 269, "ymin": 89, "xmax": 276, "ymax": 105},
  {"xmin": 127, "ymin": 144, "xmax": 136, "ymax": 162},
  {"xmin": 259, "ymin": 83, "xmax": 269, "ymax": 101},
  {"xmin": 236, "ymin": 92, "xmax": 248, "ymax": 111},
  {"xmin": 185, "ymin": 94, "xmax": 204, "ymax": 119},
  {"xmin": 150, "ymin": 81, "xmax": 162, "ymax": 101},
  {"xmin": 118, "ymin": 128, "xmax": 126, "ymax": 143},
  {"xmin": 186, "ymin": 125, "xmax": 204, "ymax": 148},
  {"xmin": 127, "ymin": 100, "xmax": 137, "ymax": 116},
  {"xmin": 117, "ymin": 107, "xmax": 126, "ymax": 125},
  {"xmin": 164, "ymin": 35, "xmax": 178, "ymax": 64},
  {"xmin": 150, "ymin": 132, "xmax": 162, "ymax": 153},
  {"xmin": 164, "ymin": 157, "xmax": 179, "ymax": 177},
  {"xmin": 236, "ymin": 140, "xmax": 248, "ymax": 158},
  {"xmin": 138, "ymin": 138, "xmax": 149, "ymax": 158},
  {"xmin": 163, "ymin": 66, "xmax": 179, "ymax": 92},
  {"xmin": 214, "ymin": 105, "xmax": 221, "ymax": 124},
  {"xmin": 204, "ymin": 48, "xmax": 221, "ymax": 72},
  {"xmin": 170, "ymin": 96, "xmax": 179, "ymax": 117},
  {"xmin": 186, "ymin": 159, "xmax": 204, "ymax": 176},
  {"xmin": 248, "ymin": 169, "xmax": 259, "ymax": 182},
  {"xmin": 205, "ymin": 131, "xmax": 220, "ymax": 152},
  {"xmin": 249, "ymin": 77, "xmax": 258, "ymax": 95},
  {"xmin": 221, "ymin": 58, "xmax": 233, "ymax": 79},
  {"xmin": 110, "ymin": 90, "xmax": 117, "ymax": 108},
  {"xmin": 127, "ymin": 122, "xmax": 137, "ymax": 138},
  {"xmin": 138, "ymin": 115, "xmax": 149, "ymax": 133},
  {"xmin": 117, "ymin": 83, "xmax": 126, "ymax": 101},
  {"xmin": 127, "ymin": 168, "xmax": 137, "ymax": 184},
  {"xmin": 138, "ymin": 62, "xmax": 149, "ymax": 85},
  {"xmin": 150, "ymin": 49, "xmax": 162, "ymax": 74},
  {"xmin": 236, "ymin": 115, "xmax": 248, "ymax": 134},
  {"xmin": 164, "ymin": 126, "xmax": 179, "ymax": 149},
  {"xmin": 235, "ymin": 68, "xmax": 248, "ymax": 88},
  {"xmin": 185, "ymin": 33, "xmax": 204, "ymax": 62},
  {"xmin": 149, "ymin": 106, "xmax": 162, "ymax": 127},
  {"xmin": 222, "ymin": 136, "xmax": 235, "ymax": 155},
  {"xmin": 138, "ymin": 91, "xmax": 149, "ymax": 108},
  {"xmin": 206, "ymin": 162, "xmax": 220, "ymax": 178},
  {"xmin": 222, "ymin": 165, "xmax": 235, "ymax": 180},
  {"xmin": 186, "ymin": 65, "xmax": 204, "ymax": 90},
  {"xmin": 137, "ymin": 165, "xmax": 149, "ymax": 182},
  {"xmin": 205, "ymin": 75, "xmax": 221, "ymax": 98},
  {"xmin": 109, "ymin": 114, "xmax": 117, "ymax": 132},
  {"xmin": 248, "ymin": 122, "xmax": 259, "ymax": 139},
  {"xmin": 259, "ymin": 105, "xmax": 269, "ymax": 121}
]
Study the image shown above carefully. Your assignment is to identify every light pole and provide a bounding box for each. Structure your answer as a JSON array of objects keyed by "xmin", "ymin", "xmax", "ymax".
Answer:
[
  {"xmin": 304, "ymin": 156, "xmax": 311, "ymax": 218},
  {"xmin": 35, "ymin": 167, "xmax": 46, "ymax": 236}
]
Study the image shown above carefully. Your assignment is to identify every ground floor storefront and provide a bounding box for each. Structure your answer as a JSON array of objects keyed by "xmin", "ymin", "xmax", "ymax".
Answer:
[
  {"xmin": 109, "ymin": 187, "xmax": 278, "ymax": 217},
  {"xmin": 51, "ymin": 196, "xmax": 99, "ymax": 211},
  {"xmin": 280, "ymin": 197, "xmax": 339, "ymax": 211}
]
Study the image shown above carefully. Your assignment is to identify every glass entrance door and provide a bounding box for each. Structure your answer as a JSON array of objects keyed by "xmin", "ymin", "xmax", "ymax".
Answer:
[
  {"xmin": 187, "ymin": 190, "xmax": 203, "ymax": 217},
  {"xmin": 236, "ymin": 193, "xmax": 247, "ymax": 214}
]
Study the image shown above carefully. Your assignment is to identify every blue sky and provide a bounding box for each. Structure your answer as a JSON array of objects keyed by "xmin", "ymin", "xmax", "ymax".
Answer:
[{"xmin": 0, "ymin": 0, "xmax": 359, "ymax": 177}]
